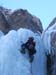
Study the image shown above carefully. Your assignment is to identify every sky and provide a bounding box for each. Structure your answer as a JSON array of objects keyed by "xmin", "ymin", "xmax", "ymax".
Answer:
[{"xmin": 0, "ymin": 0, "xmax": 56, "ymax": 29}]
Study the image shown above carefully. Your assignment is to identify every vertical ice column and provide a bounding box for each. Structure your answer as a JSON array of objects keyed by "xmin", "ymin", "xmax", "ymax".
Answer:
[{"xmin": 32, "ymin": 36, "xmax": 47, "ymax": 75}]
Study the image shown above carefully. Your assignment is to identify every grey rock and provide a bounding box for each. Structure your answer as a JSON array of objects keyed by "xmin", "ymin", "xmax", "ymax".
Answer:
[
  {"xmin": 10, "ymin": 9, "xmax": 43, "ymax": 33},
  {"xmin": 0, "ymin": 7, "xmax": 43, "ymax": 34},
  {"xmin": 0, "ymin": 6, "xmax": 11, "ymax": 34}
]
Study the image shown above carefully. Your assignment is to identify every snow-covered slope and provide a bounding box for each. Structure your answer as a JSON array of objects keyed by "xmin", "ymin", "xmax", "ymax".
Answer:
[{"xmin": 0, "ymin": 28, "xmax": 46, "ymax": 75}]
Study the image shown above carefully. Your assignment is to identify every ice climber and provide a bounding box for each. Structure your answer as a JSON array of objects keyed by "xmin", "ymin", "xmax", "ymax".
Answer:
[{"xmin": 21, "ymin": 37, "xmax": 36, "ymax": 63}]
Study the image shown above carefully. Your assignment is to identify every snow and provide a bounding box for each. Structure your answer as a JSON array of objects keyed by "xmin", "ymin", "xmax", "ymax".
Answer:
[{"xmin": 0, "ymin": 28, "xmax": 47, "ymax": 75}]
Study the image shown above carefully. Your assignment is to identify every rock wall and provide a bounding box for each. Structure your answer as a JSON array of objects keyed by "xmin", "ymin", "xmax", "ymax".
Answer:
[{"xmin": 0, "ymin": 7, "xmax": 43, "ymax": 34}]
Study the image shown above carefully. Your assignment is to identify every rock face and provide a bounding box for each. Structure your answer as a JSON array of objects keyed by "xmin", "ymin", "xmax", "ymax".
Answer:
[
  {"xmin": 48, "ymin": 25, "xmax": 56, "ymax": 75},
  {"xmin": 45, "ymin": 18, "xmax": 56, "ymax": 49},
  {"xmin": 42, "ymin": 17, "xmax": 56, "ymax": 50},
  {"xmin": 10, "ymin": 9, "xmax": 43, "ymax": 33},
  {"xmin": 51, "ymin": 32, "xmax": 56, "ymax": 50},
  {"xmin": 0, "ymin": 7, "xmax": 43, "ymax": 34},
  {"xmin": 0, "ymin": 7, "xmax": 11, "ymax": 34},
  {"xmin": 47, "ymin": 17, "xmax": 56, "ymax": 30},
  {"xmin": 42, "ymin": 20, "xmax": 56, "ymax": 75}
]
